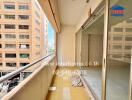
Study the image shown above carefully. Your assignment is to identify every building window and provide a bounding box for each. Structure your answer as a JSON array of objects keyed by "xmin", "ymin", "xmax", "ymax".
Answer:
[
  {"xmin": 125, "ymin": 45, "xmax": 131, "ymax": 50},
  {"xmin": 35, "ymin": 2, "xmax": 40, "ymax": 11},
  {"xmin": 0, "ymin": 63, "xmax": 2, "ymax": 66},
  {"xmin": 5, "ymin": 44, "xmax": 16, "ymax": 49},
  {"xmin": 19, "ymin": 44, "xmax": 29, "ymax": 49},
  {"xmin": 35, "ymin": 28, "xmax": 40, "ymax": 33},
  {"xmin": 0, "ymin": 53, "xmax": 2, "ymax": 58},
  {"xmin": 36, "ymin": 45, "xmax": 40, "ymax": 48},
  {"xmin": 36, "ymin": 52, "xmax": 40, "ymax": 55},
  {"xmin": 114, "ymin": 28, "xmax": 123, "ymax": 32},
  {"xmin": 5, "ymin": 53, "xmax": 16, "ymax": 58},
  {"xmin": 19, "ymin": 5, "xmax": 29, "ymax": 10},
  {"xmin": 35, "ymin": 20, "xmax": 40, "ymax": 25},
  {"xmin": 126, "ymin": 19, "xmax": 132, "ymax": 23},
  {"xmin": 0, "ymin": 44, "xmax": 2, "ymax": 48},
  {"xmin": 125, "ymin": 37, "xmax": 132, "ymax": 41},
  {"xmin": 1, "ymin": 72, "xmax": 9, "ymax": 76},
  {"xmin": 113, "ymin": 45, "xmax": 122, "ymax": 49},
  {"xmin": 126, "ymin": 28, "xmax": 132, "ymax": 32},
  {"xmin": 36, "ymin": 36, "xmax": 40, "ymax": 41},
  {"xmin": 19, "ymin": 35, "xmax": 29, "ymax": 39},
  {"xmin": 6, "ymin": 63, "xmax": 16, "ymax": 67},
  {"xmin": 113, "ymin": 36, "xmax": 122, "ymax": 41},
  {"xmin": 4, "ymin": 4, "xmax": 15, "ymax": 10},
  {"xmin": 112, "ymin": 54, "xmax": 122, "ymax": 58},
  {"xmin": 35, "ymin": 11, "xmax": 40, "ymax": 18},
  {"xmin": 20, "ymin": 63, "xmax": 29, "ymax": 67},
  {"xmin": 124, "ymin": 54, "xmax": 131, "ymax": 58},
  {"xmin": 5, "ymin": 34, "xmax": 16, "ymax": 39},
  {"xmin": 20, "ymin": 54, "xmax": 29, "ymax": 58},
  {"xmin": 5, "ymin": 24, "xmax": 15, "ymax": 29},
  {"xmin": 4, "ymin": 15, "xmax": 15, "ymax": 19},
  {"xmin": 0, "ymin": 34, "xmax": 2, "ymax": 39},
  {"xmin": 19, "ymin": 25, "xmax": 29, "ymax": 29},
  {"xmin": 18, "ymin": 15, "xmax": 29, "ymax": 20}
]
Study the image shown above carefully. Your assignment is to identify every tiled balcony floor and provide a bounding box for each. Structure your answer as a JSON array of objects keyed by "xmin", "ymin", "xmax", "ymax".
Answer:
[{"xmin": 46, "ymin": 67, "xmax": 91, "ymax": 100}]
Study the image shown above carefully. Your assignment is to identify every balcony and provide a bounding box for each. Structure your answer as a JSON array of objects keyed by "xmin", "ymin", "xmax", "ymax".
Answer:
[{"xmin": 0, "ymin": 0, "xmax": 132, "ymax": 100}]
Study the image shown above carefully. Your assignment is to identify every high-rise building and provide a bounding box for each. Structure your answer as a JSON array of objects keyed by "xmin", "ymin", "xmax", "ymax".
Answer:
[
  {"xmin": 0, "ymin": 0, "xmax": 48, "ymax": 76},
  {"xmin": 108, "ymin": 18, "xmax": 132, "ymax": 63}
]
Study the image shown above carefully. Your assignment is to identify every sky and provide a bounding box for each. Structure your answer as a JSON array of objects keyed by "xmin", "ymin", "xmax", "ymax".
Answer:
[{"xmin": 47, "ymin": 21, "xmax": 55, "ymax": 49}]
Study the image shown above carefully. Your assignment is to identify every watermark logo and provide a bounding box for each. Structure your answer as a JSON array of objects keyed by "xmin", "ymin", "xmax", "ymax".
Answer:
[{"xmin": 111, "ymin": 5, "xmax": 125, "ymax": 16}]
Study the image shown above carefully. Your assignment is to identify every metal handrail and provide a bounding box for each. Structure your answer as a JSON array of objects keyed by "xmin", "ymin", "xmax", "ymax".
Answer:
[{"xmin": 0, "ymin": 53, "xmax": 54, "ymax": 83}]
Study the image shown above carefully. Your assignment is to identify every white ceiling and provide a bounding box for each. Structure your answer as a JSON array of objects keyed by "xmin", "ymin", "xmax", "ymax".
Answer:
[{"xmin": 58, "ymin": 0, "xmax": 88, "ymax": 26}]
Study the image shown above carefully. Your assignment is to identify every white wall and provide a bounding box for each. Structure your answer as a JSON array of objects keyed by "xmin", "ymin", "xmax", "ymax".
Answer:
[{"xmin": 57, "ymin": 25, "xmax": 75, "ymax": 66}]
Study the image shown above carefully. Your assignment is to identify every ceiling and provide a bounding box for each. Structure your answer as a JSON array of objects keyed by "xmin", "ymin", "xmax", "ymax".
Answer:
[{"xmin": 57, "ymin": 0, "xmax": 88, "ymax": 26}]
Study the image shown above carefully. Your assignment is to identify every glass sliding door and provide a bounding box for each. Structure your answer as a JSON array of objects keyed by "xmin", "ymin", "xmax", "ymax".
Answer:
[{"xmin": 105, "ymin": 0, "xmax": 132, "ymax": 100}]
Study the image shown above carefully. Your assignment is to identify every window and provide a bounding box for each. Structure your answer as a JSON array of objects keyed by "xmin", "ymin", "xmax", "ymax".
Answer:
[
  {"xmin": 0, "ymin": 44, "xmax": 2, "ymax": 48},
  {"xmin": 5, "ymin": 44, "xmax": 16, "ymax": 49},
  {"xmin": 114, "ymin": 28, "xmax": 123, "ymax": 32},
  {"xmin": 124, "ymin": 54, "xmax": 131, "ymax": 58},
  {"xmin": 36, "ymin": 45, "xmax": 40, "ymax": 48},
  {"xmin": 113, "ymin": 45, "xmax": 122, "ymax": 49},
  {"xmin": 0, "ymin": 63, "xmax": 2, "ymax": 66},
  {"xmin": 19, "ymin": 25, "xmax": 29, "ymax": 29},
  {"xmin": 5, "ymin": 53, "xmax": 16, "ymax": 58},
  {"xmin": 5, "ymin": 24, "xmax": 15, "ymax": 29},
  {"xmin": 36, "ymin": 52, "xmax": 40, "ymax": 55},
  {"xmin": 1, "ymin": 72, "xmax": 9, "ymax": 76},
  {"xmin": 125, "ymin": 37, "xmax": 132, "ymax": 41},
  {"xmin": 5, "ymin": 34, "xmax": 16, "ymax": 39},
  {"xmin": 19, "ymin": 35, "xmax": 29, "ymax": 39},
  {"xmin": 112, "ymin": 54, "xmax": 122, "ymax": 58},
  {"xmin": 125, "ymin": 45, "xmax": 131, "ymax": 50},
  {"xmin": 4, "ymin": 15, "xmax": 15, "ymax": 19},
  {"xmin": 35, "ymin": 11, "xmax": 40, "ymax": 18},
  {"xmin": 35, "ymin": 20, "xmax": 40, "ymax": 25},
  {"xmin": 35, "ymin": 2, "xmax": 40, "ymax": 11},
  {"xmin": 19, "ymin": 5, "xmax": 29, "ymax": 10},
  {"xmin": 113, "ymin": 36, "xmax": 122, "ymax": 41},
  {"xmin": 19, "ymin": 44, "xmax": 29, "ymax": 49},
  {"xmin": 36, "ymin": 36, "xmax": 40, "ymax": 41},
  {"xmin": 20, "ymin": 63, "xmax": 29, "ymax": 67},
  {"xmin": 35, "ymin": 28, "xmax": 40, "ymax": 33},
  {"xmin": 0, "ymin": 34, "xmax": 2, "ymax": 39},
  {"xmin": 18, "ymin": 15, "xmax": 29, "ymax": 20},
  {"xmin": 126, "ymin": 19, "xmax": 132, "ymax": 23},
  {"xmin": 4, "ymin": 4, "xmax": 15, "ymax": 9},
  {"xmin": 126, "ymin": 28, "xmax": 132, "ymax": 32},
  {"xmin": 20, "ymin": 54, "xmax": 29, "ymax": 58},
  {"xmin": 6, "ymin": 63, "xmax": 16, "ymax": 67},
  {"xmin": 0, "ymin": 53, "xmax": 2, "ymax": 58}
]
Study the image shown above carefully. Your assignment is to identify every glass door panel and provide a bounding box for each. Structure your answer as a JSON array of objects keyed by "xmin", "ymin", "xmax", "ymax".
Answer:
[{"xmin": 106, "ymin": 0, "xmax": 132, "ymax": 100}]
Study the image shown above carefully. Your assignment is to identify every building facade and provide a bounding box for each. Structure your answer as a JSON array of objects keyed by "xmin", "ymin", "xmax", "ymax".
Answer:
[
  {"xmin": 108, "ymin": 18, "xmax": 132, "ymax": 63},
  {"xmin": 0, "ymin": 0, "xmax": 48, "ymax": 75}
]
